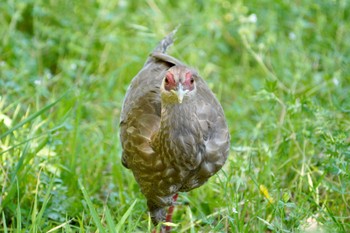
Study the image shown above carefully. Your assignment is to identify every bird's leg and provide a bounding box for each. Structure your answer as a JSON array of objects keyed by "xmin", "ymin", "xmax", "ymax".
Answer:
[
  {"xmin": 151, "ymin": 194, "xmax": 179, "ymax": 233},
  {"xmin": 164, "ymin": 193, "xmax": 179, "ymax": 232}
]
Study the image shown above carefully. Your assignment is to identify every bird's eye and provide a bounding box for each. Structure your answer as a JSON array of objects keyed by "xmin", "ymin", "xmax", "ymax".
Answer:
[
  {"xmin": 190, "ymin": 78, "xmax": 194, "ymax": 84},
  {"xmin": 165, "ymin": 77, "xmax": 169, "ymax": 84}
]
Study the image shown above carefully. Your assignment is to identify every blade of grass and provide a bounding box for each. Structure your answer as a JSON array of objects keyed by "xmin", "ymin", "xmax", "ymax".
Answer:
[
  {"xmin": 104, "ymin": 205, "xmax": 116, "ymax": 232},
  {"xmin": 148, "ymin": 212, "xmax": 152, "ymax": 232},
  {"xmin": 0, "ymin": 139, "xmax": 30, "ymax": 212},
  {"xmin": 186, "ymin": 205, "xmax": 195, "ymax": 233},
  {"xmin": 0, "ymin": 92, "xmax": 68, "ymax": 140},
  {"xmin": 16, "ymin": 180, "xmax": 21, "ymax": 231},
  {"xmin": 78, "ymin": 179, "xmax": 105, "ymax": 233},
  {"xmin": 2, "ymin": 211, "xmax": 8, "ymax": 233},
  {"xmin": 0, "ymin": 134, "xmax": 44, "ymax": 156},
  {"xmin": 181, "ymin": 208, "xmax": 228, "ymax": 232},
  {"xmin": 30, "ymin": 169, "xmax": 40, "ymax": 233},
  {"xmin": 115, "ymin": 200, "xmax": 137, "ymax": 232},
  {"xmin": 0, "ymin": 135, "xmax": 49, "ymax": 212},
  {"xmin": 31, "ymin": 172, "xmax": 55, "ymax": 231},
  {"xmin": 11, "ymin": 136, "xmax": 48, "ymax": 182},
  {"xmin": 47, "ymin": 219, "xmax": 73, "ymax": 233}
]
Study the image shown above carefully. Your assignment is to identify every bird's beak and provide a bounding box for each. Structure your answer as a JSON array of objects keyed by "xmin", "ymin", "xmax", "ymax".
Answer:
[{"xmin": 171, "ymin": 84, "xmax": 188, "ymax": 104}]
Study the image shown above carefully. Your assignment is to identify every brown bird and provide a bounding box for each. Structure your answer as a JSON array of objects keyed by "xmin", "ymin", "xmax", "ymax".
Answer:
[{"xmin": 119, "ymin": 30, "xmax": 230, "ymax": 231}]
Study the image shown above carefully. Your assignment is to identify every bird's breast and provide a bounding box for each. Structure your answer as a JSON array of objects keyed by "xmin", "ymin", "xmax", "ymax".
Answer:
[{"xmin": 153, "ymin": 102, "xmax": 204, "ymax": 172}]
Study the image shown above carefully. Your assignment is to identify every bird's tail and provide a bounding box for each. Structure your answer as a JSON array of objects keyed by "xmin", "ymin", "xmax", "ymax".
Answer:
[{"xmin": 152, "ymin": 26, "xmax": 180, "ymax": 54}]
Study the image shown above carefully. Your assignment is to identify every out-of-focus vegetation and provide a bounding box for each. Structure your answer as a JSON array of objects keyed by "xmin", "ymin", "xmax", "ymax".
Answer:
[{"xmin": 1, "ymin": 0, "xmax": 349, "ymax": 232}]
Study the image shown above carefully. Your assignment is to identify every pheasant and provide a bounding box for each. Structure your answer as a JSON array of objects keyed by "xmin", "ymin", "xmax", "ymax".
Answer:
[{"xmin": 119, "ymin": 30, "xmax": 230, "ymax": 231}]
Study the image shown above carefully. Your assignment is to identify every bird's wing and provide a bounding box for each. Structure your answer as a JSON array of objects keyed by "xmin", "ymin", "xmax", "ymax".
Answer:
[
  {"xmin": 180, "ymin": 76, "xmax": 230, "ymax": 190},
  {"xmin": 198, "ymin": 77, "xmax": 230, "ymax": 169},
  {"xmin": 120, "ymin": 60, "xmax": 168, "ymax": 170},
  {"xmin": 119, "ymin": 33, "xmax": 184, "ymax": 170}
]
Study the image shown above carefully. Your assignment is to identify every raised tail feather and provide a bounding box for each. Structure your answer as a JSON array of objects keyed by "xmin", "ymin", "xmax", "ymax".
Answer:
[
  {"xmin": 152, "ymin": 26, "xmax": 179, "ymax": 54},
  {"xmin": 145, "ymin": 26, "xmax": 185, "ymax": 67}
]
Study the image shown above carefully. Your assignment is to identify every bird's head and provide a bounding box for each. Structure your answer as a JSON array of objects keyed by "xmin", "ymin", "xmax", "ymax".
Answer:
[{"xmin": 160, "ymin": 66, "xmax": 197, "ymax": 104}]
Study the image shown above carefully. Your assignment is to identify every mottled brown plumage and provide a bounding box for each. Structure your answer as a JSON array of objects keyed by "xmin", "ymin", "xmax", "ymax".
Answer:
[{"xmin": 119, "ymin": 30, "xmax": 230, "ymax": 228}]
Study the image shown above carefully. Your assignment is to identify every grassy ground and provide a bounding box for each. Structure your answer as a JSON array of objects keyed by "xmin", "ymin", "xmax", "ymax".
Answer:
[{"xmin": 1, "ymin": 0, "xmax": 349, "ymax": 232}]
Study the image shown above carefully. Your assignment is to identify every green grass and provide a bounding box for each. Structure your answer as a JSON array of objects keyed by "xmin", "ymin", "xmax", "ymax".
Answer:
[{"xmin": 1, "ymin": 0, "xmax": 349, "ymax": 232}]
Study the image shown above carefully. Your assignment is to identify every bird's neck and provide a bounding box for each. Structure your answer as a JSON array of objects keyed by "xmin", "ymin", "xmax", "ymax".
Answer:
[
  {"xmin": 161, "ymin": 102, "xmax": 196, "ymax": 130},
  {"xmin": 152, "ymin": 101, "xmax": 197, "ymax": 153}
]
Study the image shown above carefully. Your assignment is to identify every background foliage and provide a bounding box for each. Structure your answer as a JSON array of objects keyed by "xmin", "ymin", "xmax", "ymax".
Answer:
[{"xmin": 1, "ymin": 0, "xmax": 349, "ymax": 232}]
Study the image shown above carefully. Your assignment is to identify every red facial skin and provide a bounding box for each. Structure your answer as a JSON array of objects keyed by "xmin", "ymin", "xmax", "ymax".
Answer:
[
  {"xmin": 183, "ymin": 71, "xmax": 195, "ymax": 91},
  {"xmin": 164, "ymin": 70, "xmax": 195, "ymax": 91},
  {"xmin": 164, "ymin": 72, "xmax": 176, "ymax": 91}
]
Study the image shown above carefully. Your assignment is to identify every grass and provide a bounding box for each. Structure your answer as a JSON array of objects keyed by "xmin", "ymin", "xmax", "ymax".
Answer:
[{"xmin": 0, "ymin": 0, "xmax": 349, "ymax": 232}]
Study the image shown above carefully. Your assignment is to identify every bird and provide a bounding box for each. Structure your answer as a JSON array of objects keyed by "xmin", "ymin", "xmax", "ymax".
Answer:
[{"xmin": 119, "ymin": 29, "xmax": 230, "ymax": 232}]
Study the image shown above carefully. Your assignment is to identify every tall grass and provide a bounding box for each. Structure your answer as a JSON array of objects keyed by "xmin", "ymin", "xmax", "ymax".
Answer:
[{"xmin": 1, "ymin": 0, "xmax": 349, "ymax": 232}]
